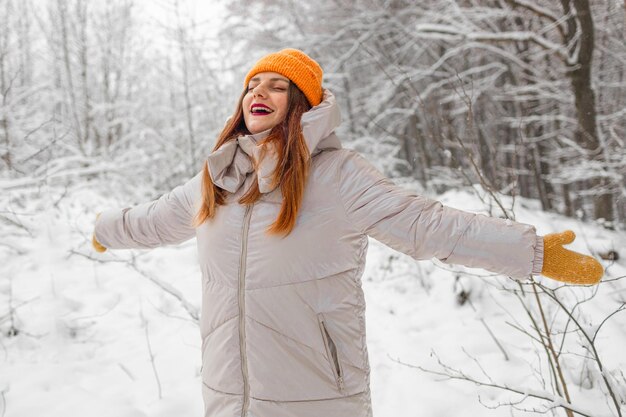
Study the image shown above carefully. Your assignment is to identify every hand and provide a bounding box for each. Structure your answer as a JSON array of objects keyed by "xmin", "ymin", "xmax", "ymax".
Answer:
[
  {"xmin": 541, "ymin": 230, "xmax": 603, "ymax": 285},
  {"xmin": 92, "ymin": 212, "xmax": 107, "ymax": 253}
]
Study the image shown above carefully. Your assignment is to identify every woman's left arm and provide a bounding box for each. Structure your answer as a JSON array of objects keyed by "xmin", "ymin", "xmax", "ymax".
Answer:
[{"xmin": 335, "ymin": 149, "xmax": 602, "ymax": 284}]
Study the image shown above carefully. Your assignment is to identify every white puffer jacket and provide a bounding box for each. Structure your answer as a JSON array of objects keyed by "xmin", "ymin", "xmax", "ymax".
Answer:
[{"xmin": 95, "ymin": 91, "xmax": 543, "ymax": 417}]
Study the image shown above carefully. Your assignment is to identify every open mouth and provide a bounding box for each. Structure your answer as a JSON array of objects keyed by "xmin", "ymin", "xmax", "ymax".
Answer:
[{"xmin": 251, "ymin": 104, "xmax": 274, "ymax": 116}]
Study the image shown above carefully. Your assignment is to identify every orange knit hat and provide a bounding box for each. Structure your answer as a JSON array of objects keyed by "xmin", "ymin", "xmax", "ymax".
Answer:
[{"xmin": 244, "ymin": 48, "xmax": 323, "ymax": 107}]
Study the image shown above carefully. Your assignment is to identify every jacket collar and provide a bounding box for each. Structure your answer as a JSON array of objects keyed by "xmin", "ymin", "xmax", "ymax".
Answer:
[{"xmin": 206, "ymin": 89, "xmax": 342, "ymax": 194}]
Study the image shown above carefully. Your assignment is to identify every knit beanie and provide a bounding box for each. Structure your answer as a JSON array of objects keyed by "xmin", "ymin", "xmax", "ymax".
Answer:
[{"xmin": 243, "ymin": 48, "xmax": 323, "ymax": 107}]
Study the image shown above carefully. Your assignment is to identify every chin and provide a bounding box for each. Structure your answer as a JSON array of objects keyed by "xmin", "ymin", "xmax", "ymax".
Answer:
[
  {"xmin": 247, "ymin": 126, "xmax": 265, "ymax": 134},
  {"xmin": 247, "ymin": 122, "xmax": 276, "ymax": 134}
]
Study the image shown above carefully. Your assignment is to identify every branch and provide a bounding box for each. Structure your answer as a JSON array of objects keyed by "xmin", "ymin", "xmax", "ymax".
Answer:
[
  {"xmin": 504, "ymin": 0, "xmax": 566, "ymax": 40},
  {"xmin": 531, "ymin": 284, "xmax": 574, "ymax": 417},
  {"xmin": 395, "ymin": 355, "xmax": 605, "ymax": 417},
  {"xmin": 140, "ymin": 305, "xmax": 162, "ymax": 400},
  {"xmin": 0, "ymin": 387, "xmax": 6, "ymax": 417},
  {"xmin": 536, "ymin": 283, "xmax": 624, "ymax": 417},
  {"xmin": 130, "ymin": 259, "xmax": 200, "ymax": 323},
  {"xmin": 414, "ymin": 24, "xmax": 569, "ymax": 61},
  {"xmin": 69, "ymin": 249, "xmax": 199, "ymax": 322}
]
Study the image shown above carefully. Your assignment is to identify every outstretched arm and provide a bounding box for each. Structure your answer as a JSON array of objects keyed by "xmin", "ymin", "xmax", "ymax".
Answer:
[
  {"xmin": 336, "ymin": 150, "xmax": 602, "ymax": 284},
  {"xmin": 93, "ymin": 172, "xmax": 202, "ymax": 250}
]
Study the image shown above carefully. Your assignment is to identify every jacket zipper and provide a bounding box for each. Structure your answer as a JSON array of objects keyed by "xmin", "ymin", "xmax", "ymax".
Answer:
[
  {"xmin": 238, "ymin": 204, "xmax": 254, "ymax": 417},
  {"xmin": 318, "ymin": 314, "xmax": 345, "ymax": 392}
]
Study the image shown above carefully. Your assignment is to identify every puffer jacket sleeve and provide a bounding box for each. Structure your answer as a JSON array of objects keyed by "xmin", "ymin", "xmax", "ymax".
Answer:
[
  {"xmin": 336, "ymin": 150, "xmax": 543, "ymax": 279},
  {"xmin": 94, "ymin": 172, "xmax": 202, "ymax": 249}
]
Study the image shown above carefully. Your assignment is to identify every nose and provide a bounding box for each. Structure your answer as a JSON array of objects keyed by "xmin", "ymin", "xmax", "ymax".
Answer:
[{"xmin": 252, "ymin": 83, "xmax": 267, "ymax": 98}]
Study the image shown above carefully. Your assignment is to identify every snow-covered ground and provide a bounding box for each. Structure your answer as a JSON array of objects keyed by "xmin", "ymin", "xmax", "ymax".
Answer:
[{"xmin": 1, "ymin": 184, "xmax": 625, "ymax": 417}]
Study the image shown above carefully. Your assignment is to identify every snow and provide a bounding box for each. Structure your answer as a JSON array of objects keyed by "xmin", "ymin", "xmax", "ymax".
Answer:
[{"xmin": 1, "ymin": 184, "xmax": 625, "ymax": 417}]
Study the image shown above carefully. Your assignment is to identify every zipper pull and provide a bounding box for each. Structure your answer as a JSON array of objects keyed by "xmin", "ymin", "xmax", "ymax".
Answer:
[{"xmin": 338, "ymin": 375, "xmax": 344, "ymax": 391}]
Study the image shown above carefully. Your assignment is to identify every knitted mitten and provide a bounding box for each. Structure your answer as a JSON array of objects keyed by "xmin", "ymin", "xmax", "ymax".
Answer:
[
  {"xmin": 92, "ymin": 234, "xmax": 107, "ymax": 253},
  {"xmin": 92, "ymin": 213, "xmax": 107, "ymax": 253},
  {"xmin": 541, "ymin": 230, "xmax": 603, "ymax": 285}
]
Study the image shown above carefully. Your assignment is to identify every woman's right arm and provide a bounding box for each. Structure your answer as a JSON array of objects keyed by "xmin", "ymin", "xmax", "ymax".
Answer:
[{"xmin": 94, "ymin": 172, "xmax": 202, "ymax": 250}]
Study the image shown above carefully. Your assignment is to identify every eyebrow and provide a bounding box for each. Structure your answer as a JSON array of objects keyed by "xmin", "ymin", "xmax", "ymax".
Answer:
[{"xmin": 249, "ymin": 77, "xmax": 289, "ymax": 83}]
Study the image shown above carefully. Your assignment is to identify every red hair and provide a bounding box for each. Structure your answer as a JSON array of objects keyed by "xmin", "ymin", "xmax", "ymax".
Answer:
[{"xmin": 193, "ymin": 83, "xmax": 312, "ymax": 236}]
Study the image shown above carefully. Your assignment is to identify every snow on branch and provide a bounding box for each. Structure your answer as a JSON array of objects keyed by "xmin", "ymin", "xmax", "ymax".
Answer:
[
  {"xmin": 415, "ymin": 62, "xmax": 508, "ymax": 103},
  {"xmin": 398, "ymin": 42, "xmax": 536, "ymax": 90},
  {"xmin": 414, "ymin": 24, "xmax": 570, "ymax": 62},
  {"xmin": 505, "ymin": 0, "xmax": 563, "ymax": 28}
]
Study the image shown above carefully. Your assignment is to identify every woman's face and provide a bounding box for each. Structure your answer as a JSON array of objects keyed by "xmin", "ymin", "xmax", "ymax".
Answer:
[{"xmin": 243, "ymin": 72, "xmax": 290, "ymax": 134}]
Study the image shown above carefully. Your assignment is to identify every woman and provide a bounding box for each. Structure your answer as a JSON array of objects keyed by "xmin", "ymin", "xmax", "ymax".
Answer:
[{"xmin": 93, "ymin": 48, "xmax": 603, "ymax": 417}]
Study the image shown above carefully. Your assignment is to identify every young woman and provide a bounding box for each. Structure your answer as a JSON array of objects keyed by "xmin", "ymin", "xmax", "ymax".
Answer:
[{"xmin": 93, "ymin": 49, "xmax": 603, "ymax": 417}]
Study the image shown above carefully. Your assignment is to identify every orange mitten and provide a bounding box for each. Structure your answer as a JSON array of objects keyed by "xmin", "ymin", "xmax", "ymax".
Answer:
[
  {"xmin": 92, "ymin": 213, "xmax": 107, "ymax": 253},
  {"xmin": 92, "ymin": 234, "xmax": 107, "ymax": 253},
  {"xmin": 541, "ymin": 230, "xmax": 603, "ymax": 285}
]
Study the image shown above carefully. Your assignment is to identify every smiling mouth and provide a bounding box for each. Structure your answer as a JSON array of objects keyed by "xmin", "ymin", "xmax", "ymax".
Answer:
[{"xmin": 251, "ymin": 104, "xmax": 274, "ymax": 116}]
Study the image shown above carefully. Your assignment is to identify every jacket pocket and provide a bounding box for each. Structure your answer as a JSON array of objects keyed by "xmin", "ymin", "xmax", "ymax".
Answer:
[{"xmin": 317, "ymin": 313, "xmax": 344, "ymax": 392}]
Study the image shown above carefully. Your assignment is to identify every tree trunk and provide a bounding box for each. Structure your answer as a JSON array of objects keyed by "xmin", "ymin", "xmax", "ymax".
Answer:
[
  {"xmin": 175, "ymin": 1, "xmax": 196, "ymax": 175},
  {"xmin": 342, "ymin": 75, "xmax": 356, "ymax": 136},
  {"xmin": 17, "ymin": 0, "xmax": 32, "ymax": 87},
  {"xmin": 405, "ymin": 113, "xmax": 429, "ymax": 186},
  {"xmin": 566, "ymin": 0, "xmax": 613, "ymax": 222},
  {"xmin": 77, "ymin": 1, "xmax": 92, "ymax": 151},
  {"xmin": 477, "ymin": 122, "xmax": 498, "ymax": 190},
  {"xmin": 57, "ymin": 0, "xmax": 85, "ymax": 153},
  {"xmin": 537, "ymin": 133, "xmax": 554, "ymax": 210},
  {"xmin": 1, "ymin": 0, "xmax": 12, "ymax": 170}
]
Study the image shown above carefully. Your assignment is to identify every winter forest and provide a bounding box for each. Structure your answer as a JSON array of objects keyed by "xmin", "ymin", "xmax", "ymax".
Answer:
[{"xmin": 1, "ymin": 0, "xmax": 625, "ymax": 416}]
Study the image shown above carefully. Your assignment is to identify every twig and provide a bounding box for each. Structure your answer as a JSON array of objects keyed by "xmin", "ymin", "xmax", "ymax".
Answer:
[
  {"xmin": 532, "ymin": 283, "xmax": 575, "ymax": 417},
  {"xmin": 537, "ymin": 283, "xmax": 625, "ymax": 417},
  {"xmin": 140, "ymin": 304, "xmax": 162, "ymax": 400},
  {"xmin": 129, "ymin": 257, "xmax": 199, "ymax": 323},
  {"xmin": 504, "ymin": 320, "xmax": 543, "ymax": 344},
  {"xmin": 592, "ymin": 303, "xmax": 626, "ymax": 344},
  {"xmin": 118, "ymin": 363, "xmax": 136, "ymax": 381},
  {"xmin": 514, "ymin": 288, "xmax": 563, "ymax": 401},
  {"xmin": 451, "ymin": 72, "xmax": 512, "ymax": 219},
  {"xmin": 0, "ymin": 387, "xmax": 5, "ymax": 417},
  {"xmin": 461, "ymin": 347, "xmax": 495, "ymax": 383},
  {"xmin": 455, "ymin": 276, "xmax": 510, "ymax": 361},
  {"xmin": 69, "ymin": 249, "xmax": 199, "ymax": 322},
  {"xmin": 396, "ymin": 355, "xmax": 601, "ymax": 417},
  {"xmin": 478, "ymin": 317, "xmax": 510, "ymax": 362}
]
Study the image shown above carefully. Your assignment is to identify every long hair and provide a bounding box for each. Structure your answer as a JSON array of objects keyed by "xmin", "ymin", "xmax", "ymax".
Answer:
[{"xmin": 193, "ymin": 82, "xmax": 313, "ymax": 236}]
